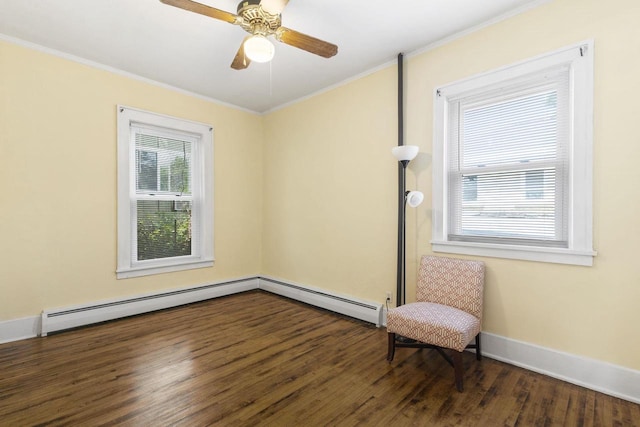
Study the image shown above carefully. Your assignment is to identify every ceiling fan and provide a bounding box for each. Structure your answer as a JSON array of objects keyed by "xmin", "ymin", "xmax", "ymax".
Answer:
[{"xmin": 159, "ymin": 0, "xmax": 338, "ymax": 70}]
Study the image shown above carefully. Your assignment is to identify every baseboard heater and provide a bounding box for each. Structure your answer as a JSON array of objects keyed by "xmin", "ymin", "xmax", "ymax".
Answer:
[
  {"xmin": 258, "ymin": 277, "xmax": 383, "ymax": 327},
  {"xmin": 40, "ymin": 276, "xmax": 383, "ymax": 336},
  {"xmin": 41, "ymin": 278, "xmax": 259, "ymax": 336}
]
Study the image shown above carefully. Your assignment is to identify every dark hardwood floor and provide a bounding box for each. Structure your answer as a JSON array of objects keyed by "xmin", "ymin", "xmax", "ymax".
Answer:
[{"xmin": 0, "ymin": 290, "xmax": 638, "ymax": 426}]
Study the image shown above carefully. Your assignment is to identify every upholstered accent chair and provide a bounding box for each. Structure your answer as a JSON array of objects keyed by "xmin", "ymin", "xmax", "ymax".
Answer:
[{"xmin": 386, "ymin": 255, "xmax": 485, "ymax": 392}]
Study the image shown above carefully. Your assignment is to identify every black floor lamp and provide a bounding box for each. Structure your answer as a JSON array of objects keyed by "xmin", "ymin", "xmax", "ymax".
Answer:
[{"xmin": 391, "ymin": 145, "xmax": 424, "ymax": 307}]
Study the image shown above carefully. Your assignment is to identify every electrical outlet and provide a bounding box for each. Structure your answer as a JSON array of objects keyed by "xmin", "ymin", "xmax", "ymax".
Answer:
[{"xmin": 386, "ymin": 292, "xmax": 392, "ymax": 303}]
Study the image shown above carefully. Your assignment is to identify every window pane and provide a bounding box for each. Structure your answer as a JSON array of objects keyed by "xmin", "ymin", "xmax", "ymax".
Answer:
[
  {"xmin": 168, "ymin": 154, "xmax": 190, "ymax": 194},
  {"xmin": 136, "ymin": 150, "xmax": 158, "ymax": 191},
  {"xmin": 135, "ymin": 133, "xmax": 191, "ymax": 195},
  {"xmin": 463, "ymin": 175, "xmax": 477, "ymax": 201},
  {"xmin": 525, "ymin": 170, "xmax": 544, "ymax": 199},
  {"xmin": 454, "ymin": 168, "xmax": 561, "ymax": 243},
  {"xmin": 462, "ymin": 91, "xmax": 558, "ymax": 169},
  {"xmin": 136, "ymin": 200, "xmax": 192, "ymax": 261},
  {"xmin": 449, "ymin": 81, "xmax": 568, "ymax": 247}
]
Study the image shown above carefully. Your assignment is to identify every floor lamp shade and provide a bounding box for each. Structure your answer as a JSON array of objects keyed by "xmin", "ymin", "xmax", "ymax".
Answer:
[
  {"xmin": 406, "ymin": 191, "xmax": 424, "ymax": 208},
  {"xmin": 391, "ymin": 145, "xmax": 419, "ymax": 162}
]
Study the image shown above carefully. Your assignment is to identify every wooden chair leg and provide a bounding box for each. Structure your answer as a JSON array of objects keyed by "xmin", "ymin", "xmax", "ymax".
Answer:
[
  {"xmin": 387, "ymin": 333, "xmax": 396, "ymax": 362},
  {"xmin": 475, "ymin": 333, "xmax": 482, "ymax": 361},
  {"xmin": 452, "ymin": 351, "xmax": 464, "ymax": 392}
]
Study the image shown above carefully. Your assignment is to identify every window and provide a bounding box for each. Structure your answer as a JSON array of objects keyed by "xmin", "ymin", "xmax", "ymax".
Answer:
[
  {"xmin": 117, "ymin": 106, "xmax": 213, "ymax": 278},
  {"xmin": 432, "ymin": 42, "xmax": 595, "ymax": 266}
]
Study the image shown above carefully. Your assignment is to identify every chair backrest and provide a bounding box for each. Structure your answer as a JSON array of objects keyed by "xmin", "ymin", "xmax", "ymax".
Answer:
[{"xmin": 416, "ymin": 255, "xmax": 485, "ymax": 320}]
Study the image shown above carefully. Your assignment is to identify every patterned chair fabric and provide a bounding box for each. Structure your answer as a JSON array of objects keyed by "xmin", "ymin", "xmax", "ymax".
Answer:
[
  {"xmin": 387, "ymin": 302, "xmax": 480, "ymax": 352},
  {"xmin": 386, "ymin": 255, "xmax": 485, "ymax": 391},
  {"xmin": 416, "ymin": 255, "xmax": 484, "ymax": 320}
]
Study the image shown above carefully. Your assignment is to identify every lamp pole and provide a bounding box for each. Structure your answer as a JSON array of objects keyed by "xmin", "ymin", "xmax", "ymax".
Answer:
[
  {"xmin": 396, "ymin": 53, "xmax": 405, "ymax": 307},
  {"xmin": 397, "ymin": 161, "xmax": 409, "ymax": 306}
]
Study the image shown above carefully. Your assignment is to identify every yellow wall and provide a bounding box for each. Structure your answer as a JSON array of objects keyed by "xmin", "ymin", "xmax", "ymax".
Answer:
[
  {"xmin": 2, "ymin": 0, "xmax": 639, "ymax": 373},
  {"xmin": 262, "ymin": 0, "xmax": 640, "ymax": 371},
  {"xmin": 262, "ymin": 67, "xmax": 400, "ymax": 298},
  {"xmin": 0, "ymin": 41, "xmax": 263, "ymax": 317}
]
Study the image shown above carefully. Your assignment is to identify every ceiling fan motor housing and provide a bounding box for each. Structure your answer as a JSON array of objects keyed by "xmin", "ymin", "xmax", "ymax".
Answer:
[{"xmin": 237, "ymin": 0, "xmax": 281, "ymax": 35}]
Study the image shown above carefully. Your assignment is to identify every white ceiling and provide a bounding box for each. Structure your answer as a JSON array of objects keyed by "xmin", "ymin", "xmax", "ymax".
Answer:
[{"xmin": 0, "ymin": 0, "xmax": 545, "ymax": 113}]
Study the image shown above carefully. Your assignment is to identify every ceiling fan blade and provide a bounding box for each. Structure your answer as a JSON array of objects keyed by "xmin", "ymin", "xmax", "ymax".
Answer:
[
  {"xmin": 231, "ymin": 37, "xmax": 251, "ymax": 70},
  {"xmin": 260, "ymin": 0, "xmax": 289, "ymax": 15},
  {"xmin": 159, "ymin": 0, "xmax": 238, "ymax": 24},
  {"xmin": 276, "ymin": 27, "xmax": 338, "ymax": 58}
]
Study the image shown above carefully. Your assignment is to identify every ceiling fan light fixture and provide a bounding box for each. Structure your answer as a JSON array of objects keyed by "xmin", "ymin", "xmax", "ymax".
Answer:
[{"xmin": 244, "ymin": 35, "xmax": 275, "ymax": 63}]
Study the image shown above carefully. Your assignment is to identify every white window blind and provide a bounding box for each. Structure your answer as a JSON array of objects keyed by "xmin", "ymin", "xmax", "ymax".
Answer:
[{"xmin": 447, "ymin": 67, "xmax": 570, "ymax": 247}]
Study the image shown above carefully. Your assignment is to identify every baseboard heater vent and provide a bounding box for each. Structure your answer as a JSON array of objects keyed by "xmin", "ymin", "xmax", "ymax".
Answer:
[
  {"xmin": 41, "ymin": 277, "xmax": 259, "ymax": 336},
  {"xmin": 40, "ymin": 276, "xmax": 383, "ymax": 336},
  {"xmin": 258, "ymin": 277, "xmax": 383, "ymax": 327}
]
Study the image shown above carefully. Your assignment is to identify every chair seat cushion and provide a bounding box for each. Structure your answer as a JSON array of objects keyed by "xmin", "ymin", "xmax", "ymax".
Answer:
[{"xmin": 387, "ymin": 302, "xmax": 481, "ymax": 352}]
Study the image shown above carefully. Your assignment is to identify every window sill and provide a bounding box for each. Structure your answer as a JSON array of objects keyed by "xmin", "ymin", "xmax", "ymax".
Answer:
[
  {"xmin": 431, "ymin": 240, "xmax": 596, "ymax": 266},
  {"xmin": 117, "ymin": 258, "xmax": 214, "ymax": 279}
]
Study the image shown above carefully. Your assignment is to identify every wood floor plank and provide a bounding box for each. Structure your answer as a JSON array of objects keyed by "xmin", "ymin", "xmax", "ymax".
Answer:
[{"xmin": 0, "ymin": 290, "xmax": 638, "ymax": 426}]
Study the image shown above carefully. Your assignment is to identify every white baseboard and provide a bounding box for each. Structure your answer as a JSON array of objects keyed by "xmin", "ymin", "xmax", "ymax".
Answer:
[
  {"xmin": 0, "ymin": 316, "xmax": 40, "ymax": 344},
  {"xmin": 258, "ymin": 276, "xmax": 383, "ymax": 326},
  {"xmin": 481, "ymin": 332, "xmax": 640, "ymax": 404}
]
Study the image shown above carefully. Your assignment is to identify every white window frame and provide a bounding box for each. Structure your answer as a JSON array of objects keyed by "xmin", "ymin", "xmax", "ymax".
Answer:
[
  {"xmin": 432, "ymin": 41, "xmax": 596, "ymax": 266},
  {"xmin": 117, "ymin": 106, "xmax": 214, "ymax": 278}
]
